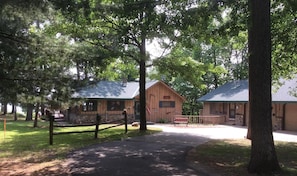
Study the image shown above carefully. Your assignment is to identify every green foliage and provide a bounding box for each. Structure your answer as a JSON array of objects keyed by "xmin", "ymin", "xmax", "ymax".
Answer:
[
  {"xmin": 152, "ymin": 1, "xmax": 249, "ymax": 116},
  {"xmin": 0, "ymin": 1, "xmax": 76, "ymax": 111},
  {"xmin": 212, "ymin": 0, "xmax": 297, "ymax": 81},
  {"xmin": 271, "ymin": 0, "xmax": 297, "ymax": 80},
  {"xmin": 100, "ymin": 58, "xmax": 138, "ymax": 81},
  {"xmin": 151, "ymin": 42, "xmax": 229, "ymax": 114}
]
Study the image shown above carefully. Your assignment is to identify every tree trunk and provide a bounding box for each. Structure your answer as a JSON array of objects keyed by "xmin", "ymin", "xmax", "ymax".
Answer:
[
  {"xmin": 14, "ymin": 105, "xmax": 17, "ymax": 121},
  {"xmin": 26, "ymin": 103, "xmax": 34, "ymax": 121},
  {"xmin": 2, "ymin": 103, "xmax": 7, "ymax": 115},
  {"xmin": 213, "ymin": 49, "xmax": 218, "ymax": 89},
  {"xmin": 76, "ymin": 61, "xmax": 81, "ymax": 80},
  {"xmin": 41, "ymin": 103, "xmax": 45, "ymax": 116},
  {"xmin": 247, "ymin": 0, "xmax": 280, "ymax": 174},
  {"xmin": 10, "ymin": 104, "xmax": 15, "ymax": 114},
  {"xmin": 33, "ymin": 102, "xmax": 40, "ymax": 127},
  {"xmin": 139, "ymin": 35, "xmax": 147, "ymax": 131},
  {"xmin": 84, "ymin": 61, "xmax": 89, "ymax": 80}
]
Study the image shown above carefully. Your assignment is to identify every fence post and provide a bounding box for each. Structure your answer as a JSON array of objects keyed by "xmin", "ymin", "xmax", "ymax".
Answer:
[
  {"xmin": 123, "ymin": 109, "xmax": 128, "ymax": 134},
  {"xmin": 95, "ymin": 114, "xmax": 101, "ymax": 139},
  {"xmin": 49, "ymin": 114, "xmax": 54, "ymax": 145}
]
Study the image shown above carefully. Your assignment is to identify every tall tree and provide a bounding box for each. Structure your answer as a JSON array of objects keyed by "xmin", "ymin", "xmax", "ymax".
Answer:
[
  {"xmin": 0, "ymin": 1, "xmax": 78, "ymax": 123},
  {"xmin": 98, "ymin": 1, "xmax": 178, "ymax": 131},
  {"xmin": 50, "ymin": 0, "xmax": 187, "ymax": 131},
  {"xmin": 247, "ymin": 0, "xmax": 280, "ymax": 174},
  {"xmin": 0, "ymin": 1, "xmax": 48, "ymax": 117}
]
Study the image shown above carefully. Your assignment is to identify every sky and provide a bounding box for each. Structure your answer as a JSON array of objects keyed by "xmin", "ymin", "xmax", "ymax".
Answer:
[
  {"xmin": 0, "ymin": 104, "xmax": 24, "ymax": 114},
  {"xmin": 147, "ymin": 38, "xmax": 172, "ymax": 59}
]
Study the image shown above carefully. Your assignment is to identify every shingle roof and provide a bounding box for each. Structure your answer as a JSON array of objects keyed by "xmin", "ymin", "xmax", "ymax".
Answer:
[
  {"xmin": 72, "ymin": 80, "xmax": 159, "ymax": 99},
  {"xmin": 198, "ymin": 78, "xmax": 297, "ymax": 103},
  {"xmin": 272, "ymin": 78, "xmax": 297, "ymax": 102},
  {"xmin": 198, "ymin": 80, "xmax": 249, "ymax": 102}
]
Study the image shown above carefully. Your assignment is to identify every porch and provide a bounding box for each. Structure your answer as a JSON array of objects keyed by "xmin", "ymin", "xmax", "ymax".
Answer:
[{"xmin": 173, "ymin": 115, "xmax": 226, "ymax": 125}]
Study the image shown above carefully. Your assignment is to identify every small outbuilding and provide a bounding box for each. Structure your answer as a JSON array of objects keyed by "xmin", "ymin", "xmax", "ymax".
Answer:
[{"xmin": 70, "ymin": 80, "xmax": 185, "ymax": 124}]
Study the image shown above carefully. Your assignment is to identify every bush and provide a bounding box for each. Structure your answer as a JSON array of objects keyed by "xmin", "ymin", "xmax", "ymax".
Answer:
[{"xmin": 157, "ymin": 118, "xmax": 166, "ymax": 123}]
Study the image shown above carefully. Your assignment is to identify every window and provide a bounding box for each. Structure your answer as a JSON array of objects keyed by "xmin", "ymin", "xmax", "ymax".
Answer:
[
  {"xmin": 210, "ymin": 103, "xmax": 218, "ymax": 114},
  {"xmin": 159, "ymin": 101, "xmax": 175, "ymax": 108},
  {"xmin": 210, "ymin": 103, "xmax": 227, "ymax": 114},
  {"xmin": 107, "ymin": 100, "xmax": 125, "ymax": 111},
  {"xmin": 82, "ymin": 100, "xmax": 97, "ymax": 112}
]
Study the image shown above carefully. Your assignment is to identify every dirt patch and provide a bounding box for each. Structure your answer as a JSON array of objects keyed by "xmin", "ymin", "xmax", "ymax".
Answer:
[{"xmin": 0, "ymin": 157, "xmax": 70, "ymax": 176}]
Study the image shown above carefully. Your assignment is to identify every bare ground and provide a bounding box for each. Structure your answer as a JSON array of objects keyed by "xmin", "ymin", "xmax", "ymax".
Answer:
[{"xmin": 0, "ymin": 157, "xmax": 69, "ymax": 176}]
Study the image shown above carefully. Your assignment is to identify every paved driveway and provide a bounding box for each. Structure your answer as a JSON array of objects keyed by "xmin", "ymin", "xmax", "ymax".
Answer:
[
  {"xmin": 155, "ymin": 124, "xmax": 297, "ymax": 142},
  {"xmin": 64, "ymin": 132, "xmax": 210, "ymax": 176},
  {"xmin": 63, "ymin": 125, "xmax": 297, "ymax": 176}
]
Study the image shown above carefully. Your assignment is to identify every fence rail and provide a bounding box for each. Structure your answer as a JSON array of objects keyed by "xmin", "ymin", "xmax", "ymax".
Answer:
[
  {"xmin": 49, "ymin": 111, "xmax": 128, "ymax": 145},
  {"xmin": 173, "ymin": 115, "xmax": 226, "ymax": 124}
]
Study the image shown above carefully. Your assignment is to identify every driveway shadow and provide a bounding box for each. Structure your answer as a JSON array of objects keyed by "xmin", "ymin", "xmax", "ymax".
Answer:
[{"xmin": 64, "ymin": 132, "xmax": 210, "ymax": 176}]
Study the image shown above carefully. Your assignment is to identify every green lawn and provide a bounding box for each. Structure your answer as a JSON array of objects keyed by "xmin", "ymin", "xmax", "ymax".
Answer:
[
  {"xmin": 190, "ymin": 139, "xmax": 297, "ymax": 176},
  {"xmin": 0, "ymin": 115, "xmax": 161, "ymax": 161}
]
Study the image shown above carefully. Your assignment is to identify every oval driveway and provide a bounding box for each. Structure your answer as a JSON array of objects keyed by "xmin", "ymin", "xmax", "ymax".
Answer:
[{"xmin": 63, "ymin": 125, "xmax": 297, "ymax": 176}]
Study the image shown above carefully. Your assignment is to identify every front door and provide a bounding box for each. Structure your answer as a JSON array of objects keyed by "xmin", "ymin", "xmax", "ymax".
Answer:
[
  {"xmin": 135, "ymin": 101, "xmax": 140, "ymax": 121},
  {"xmin": 229, "ymin": 103, "xmax": 236, "ymax": 119}
]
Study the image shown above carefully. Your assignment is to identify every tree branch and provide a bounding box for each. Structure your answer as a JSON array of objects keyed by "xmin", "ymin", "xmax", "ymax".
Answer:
[{"xmin": 0, "ymin": 31, "xmax": 30, "ymax": 45}]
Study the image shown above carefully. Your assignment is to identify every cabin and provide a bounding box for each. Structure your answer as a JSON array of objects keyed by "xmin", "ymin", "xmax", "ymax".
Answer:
[
  {"xmin": 198, "ymin": 78, "xmax": 297, "ymax": 131},
  {"xmin": 70, "ymin": 80, "xmax": 185, "ymax": 124}
]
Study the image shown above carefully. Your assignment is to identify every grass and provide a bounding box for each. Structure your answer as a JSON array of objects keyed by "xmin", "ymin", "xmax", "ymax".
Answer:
[
  {"xmin": 189, "ymin": 139, "xmax": 297, "ymax": 176},
  {"xmin": 0, "ymin": 115, "xmax": 162, "ymax": 161}
]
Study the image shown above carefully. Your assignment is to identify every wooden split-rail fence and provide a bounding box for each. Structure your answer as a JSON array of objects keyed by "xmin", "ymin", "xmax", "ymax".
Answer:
[{"xmin": 49, "ymin": 111, "xmax": 128, "ymax": 145}]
